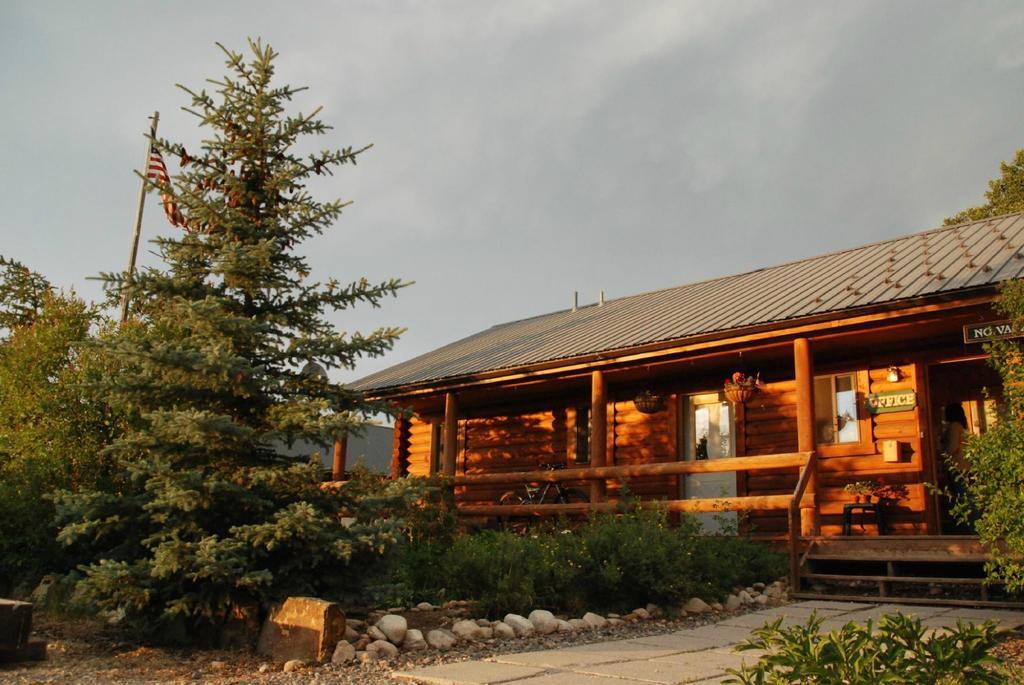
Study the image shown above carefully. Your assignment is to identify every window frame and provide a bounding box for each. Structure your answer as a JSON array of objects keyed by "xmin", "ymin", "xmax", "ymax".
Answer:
[{"xmin": 813, "ymin": 369, "xmax": 874, "ymax": 457}]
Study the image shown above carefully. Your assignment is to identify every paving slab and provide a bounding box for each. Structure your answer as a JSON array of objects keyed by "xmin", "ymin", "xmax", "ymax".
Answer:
[
  {"xmin": 939, "ymin": 608, "xmax": 1024, "ymax": 629},
  {"xmin": 502, "ymin": 672, "xmax": 648, "ymax": 684},
  {"xmin": 625, "ymin": 633, "xmax": 722, "ymax": 651},
  {"xmin": 490, "ymin": 640, "xmax": 684, "ymax": 669},
  {"xmin": 392, "ymin": 661, "xmax": 545, "ymax": 684},
  {"xmin": 795, "ymin": 600, "xmax": 875, "ymax": 611},
  {"xmin": 575, "ymin": 653, "xmax": 739, "ymax": 684},
  {"xmin": 677, "ymin": 623, "xmax": 758, "ymax": 646}
]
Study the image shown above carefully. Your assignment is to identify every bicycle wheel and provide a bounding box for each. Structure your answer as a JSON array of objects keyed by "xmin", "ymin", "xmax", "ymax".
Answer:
[
  {"xmin": 558, "ymin": 488, "xmax": 589, "ymax": 504},
  {"xmin": 499, "ymin": 490, "xmax": 525, "ymax": 506}
]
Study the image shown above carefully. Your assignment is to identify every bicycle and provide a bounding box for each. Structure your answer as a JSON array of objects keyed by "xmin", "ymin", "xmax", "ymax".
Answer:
[{"xmin": 498, "ymin": 462, "xmax": 589, "ymax": 506}]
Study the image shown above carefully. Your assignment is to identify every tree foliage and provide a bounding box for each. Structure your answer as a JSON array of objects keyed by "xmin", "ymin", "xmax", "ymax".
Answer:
[
  {"xmin": 954, "ymin": 279, "xmax": 1024, "ymax": 592},
  {"xmin": 56, "ymin": 40, "xmax": 414, "ymax": 636},
  {"xmin": 945, "ymin": 149, "xmax": 1024, "ymax": 225},
  {"xmin": 0, "ymin": 255, "xmax": 52, "ymax": 336},
  {"xmin": 0, "ymin": 286, "xmax": 120, "ymax": 588}
]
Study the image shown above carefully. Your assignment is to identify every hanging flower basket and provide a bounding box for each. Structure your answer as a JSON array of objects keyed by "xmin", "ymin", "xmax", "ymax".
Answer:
[
  {"xmin": 724, "ymin": 384, "xmax": 755, "ymax": 405},
  {"xmin": 633, "ymin": 390, "xmax": 666, "ymax": 414},
  {"xmin": 723, "ymin": 371, "xmax": 761, "ymax": 405}
]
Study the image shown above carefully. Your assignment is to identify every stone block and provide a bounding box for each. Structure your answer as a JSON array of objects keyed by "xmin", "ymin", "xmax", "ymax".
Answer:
[
  {"xmin": 0, "ymin": 600, "xmax": 32, "ymax": 649},
  {"xmin": 0, "ymin": 637, "xmax": 47, "ymax": 663},
  {"xmin": 256, "ymin": 597, "xmax": 345, "ymax": 663}
]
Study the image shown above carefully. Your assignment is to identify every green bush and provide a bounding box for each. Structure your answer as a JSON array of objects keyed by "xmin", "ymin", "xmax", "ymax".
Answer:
[
  {"xmin": 726, "ymin": 612, "xmax": 1007, "ymax": 684},
  {"xmin": 404, "ymin": 506, "xmax": 785, "ymax": 617}
]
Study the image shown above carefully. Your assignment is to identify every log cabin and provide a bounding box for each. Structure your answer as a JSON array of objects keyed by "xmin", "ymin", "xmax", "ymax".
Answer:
[{"xmin": 352, "ymin": 212, "xmax": 1024, "ymax": 605}]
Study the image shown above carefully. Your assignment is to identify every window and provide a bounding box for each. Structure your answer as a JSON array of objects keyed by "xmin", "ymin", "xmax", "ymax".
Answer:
[
  {"xmin": 574, "ymin": 405, "xmax": 590, "ymax": 463},
  {"xmin": 814, "ymin": 373, "xmax": 861, "ymax": 445},
  {"xmin": 429, "ymin": 423, "xmax": 444, "ymax": 474}
]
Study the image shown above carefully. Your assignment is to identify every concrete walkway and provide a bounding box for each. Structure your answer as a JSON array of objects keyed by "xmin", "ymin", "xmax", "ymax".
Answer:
[{"xmin": 392, "ymin": 601, "xmax": 1024, "ymax": 685}]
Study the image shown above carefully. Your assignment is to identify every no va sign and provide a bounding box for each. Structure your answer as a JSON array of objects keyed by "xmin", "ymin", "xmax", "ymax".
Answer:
[{"xmin": 963, "ymin": 320, "xmax": 1021, "ymax": 344}]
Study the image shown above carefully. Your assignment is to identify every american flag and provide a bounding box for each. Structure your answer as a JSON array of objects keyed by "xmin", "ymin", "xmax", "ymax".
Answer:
[{"xmin": 146, "ymin": 147, "xmax": 187, "ymax": 229}]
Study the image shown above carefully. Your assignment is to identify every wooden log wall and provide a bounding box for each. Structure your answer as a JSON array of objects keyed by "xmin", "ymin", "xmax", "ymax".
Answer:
[
  {"xmin": 405, "ymin": 414, "xmax": 434, "ymax": 478},
  {"xmin": 456, "ymin": 409, "xmax": 569, "ymax": 505},
  {"xmin": 609, "ymin": 396, "xmax": 677, "ymax": 499},
  {"xmin": 742, "ymin": 364, "xmax": 929, "ymax": 537}
]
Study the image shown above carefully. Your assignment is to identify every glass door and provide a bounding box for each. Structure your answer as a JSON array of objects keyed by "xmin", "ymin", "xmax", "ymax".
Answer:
[{"xmin": 682, "ymin": 392, "xmax": 736, "ymax": 533}]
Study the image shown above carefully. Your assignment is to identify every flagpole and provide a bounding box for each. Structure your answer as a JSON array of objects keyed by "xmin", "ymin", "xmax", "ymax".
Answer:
[{"xmin": 119, "ymin": 110, "xmax": 160, "ymax": 324}]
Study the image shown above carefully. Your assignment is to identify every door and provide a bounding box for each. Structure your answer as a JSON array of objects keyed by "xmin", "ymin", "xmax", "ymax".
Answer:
[{"xmin": 682, "ymin": 392, "xmax": 736, "ymax": 533}]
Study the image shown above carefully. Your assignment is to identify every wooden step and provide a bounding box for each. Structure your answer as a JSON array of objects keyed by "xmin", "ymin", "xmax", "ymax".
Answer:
[
  {"xmin": 802, "ymin": 572, "xmax": 998, "ymax": 586},
  {"xmin": 792, "ymin": 591, "xmax": 1024, "ymax": 610},
  {"xmin": 805, "ymin": 536, "xmax": 989, "ymax": 563}
]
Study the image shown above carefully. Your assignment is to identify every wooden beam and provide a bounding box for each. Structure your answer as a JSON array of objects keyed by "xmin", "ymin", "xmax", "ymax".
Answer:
[
  {"xmin": 590, "ymin": 369, "xmax": 607, "ymax": 503},
  {"xmin": 458, "ymin": 494, "xmax": 795, "ymax": 518},
  {"xmin": 453, "ymin": 452, "xmax": 810, "ymax": 486},
  {"xmin": 794, "ymin": 337, "xmax": 820, "ymax": 536},
  {"xmin": 332, "ymin": 433, "xmax": 348, "ymax": 481},
  {"xmin": 443, "ymin": 392, "xmax": 458, "ymax": 477}
]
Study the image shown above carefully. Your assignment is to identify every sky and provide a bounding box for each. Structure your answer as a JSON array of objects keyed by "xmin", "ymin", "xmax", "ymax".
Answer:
[{"xmin": 2, "ymin": 1, "xmax": 1024, "ymax": 388}]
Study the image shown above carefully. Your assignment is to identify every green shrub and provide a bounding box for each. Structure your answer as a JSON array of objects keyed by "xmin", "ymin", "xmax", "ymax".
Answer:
[
  {"xmin": 406, "ymin": 506, "xmax": 786, "ymax": 617},
  {"xmin": 726, "ymin": 612, "xmax": 1007, "ymax": 684}
]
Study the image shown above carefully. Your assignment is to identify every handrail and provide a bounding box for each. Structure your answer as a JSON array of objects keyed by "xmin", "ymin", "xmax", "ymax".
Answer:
[
  {"xmin": 788, "ymin": 452, "xmax": 817, "ymax": 590},
  {"xmin": 453, "ymin": 451, "xmax": 811, "ymax": 487},
  {"xmin": 459, "ymin": 493, "xmax": 796, "ymax": 518}
]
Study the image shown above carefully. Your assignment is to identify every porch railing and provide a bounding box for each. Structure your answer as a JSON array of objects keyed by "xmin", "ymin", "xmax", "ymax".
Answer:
[{"xmin": 450, "ymin": 451, "xmax": 816, "ymax": 586}]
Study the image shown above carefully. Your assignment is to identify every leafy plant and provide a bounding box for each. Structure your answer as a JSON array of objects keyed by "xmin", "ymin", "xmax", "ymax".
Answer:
[{"xmin": 726, "ymin": 612, "xmax": 1007, "ymax": 684}]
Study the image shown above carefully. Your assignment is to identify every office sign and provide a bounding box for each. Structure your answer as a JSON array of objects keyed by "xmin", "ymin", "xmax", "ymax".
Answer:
[{"xmin": 866, "ymin": 390, "xmax": 916, "ymax": 414}]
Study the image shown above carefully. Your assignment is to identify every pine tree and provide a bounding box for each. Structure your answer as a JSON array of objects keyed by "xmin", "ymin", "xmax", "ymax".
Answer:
[{"xmin": 55, "ymin": 40, "xmax": 422, "ymax": 636}]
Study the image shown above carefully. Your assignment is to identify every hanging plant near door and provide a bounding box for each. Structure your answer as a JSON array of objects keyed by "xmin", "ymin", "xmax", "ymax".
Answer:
[
  {"xmin": 633, "ymin": 390, "xmax": 666, "ymax": 414},
  {"xmin": 724, "ymin": 371, "xmax": 762, "ymax": 404}
]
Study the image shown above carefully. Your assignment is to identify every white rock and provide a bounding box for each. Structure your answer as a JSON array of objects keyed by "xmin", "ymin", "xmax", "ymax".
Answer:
[
  {"xmin": 452, "ymin": 619, "xmax": 488, "ymax": 641},
  {"xmin": 712, "ymin": 602, "xmax": 724, "ymax": 612},
  {"xmin": 582, "ymin": 612, "xmax": 608, "ymax": 629},
  {"xmin": 476, "ymin": 618, "xmax": 491, "ymax": 627},
  {"xmin": 367, "ymin": 639, "xmax": 399, "ymax": 659},
  {"xmin": 416, "ymin": 602, "xmax": 435, "ymax": 611},
  {"xmin": 645, "ymin": 603, "xmax": 663, "ymax": 618},
  {"xmin": 426, "ymin": 629, "xmax": 457, "ymax": 650},
  {"xmin": 492, "ymin": 622, "xmax": 516, "ymax": 639},
  {"xmin": 766, "ymin": 585, "xmax": 782, "ymax": 599},
  {"xmin": 343, "ymin": 625, "xmax": 360, "ymax": 642},
  {"xmin": 556, "ymin": 620, "xmax": 574, "ymax": 633},
  {"xmin": 283, "ymin": 659, "xmax": 305, "ymax": 673},
  {"xmin": 753, "ymin": 582, "xmax": 766, "ymax": 591},
  {"xmin": 738, "ymin": 590, "xmax": 754, "ymax": 604},
  {"xmin": 503, "ymin": 614, "xmax": 536, "ymax": 637},
  {"xmin": 683, "ymin": 598, "xmax": 712, "ymax": 614},
  {"xmin": 608, "ymin": 618, "xmax": 624, "ymax": 626},
  {"xmin": 568, "ymin": 618, "xmax": 590, "ymax": 631},
  {"xmin": 375, "ymin": 614, "xmax": 408, "ymax": 645},
  {"xmin": 633, "ymin": 607, "xmax": 651, "ymax": 620},
  {"xmin": 724, "ymin": 594, "xmax": 743, "ymax": 611},
  {"xmin": 528, "ymin": 609, "xmax": 559, "ymax": 635},
  {"xmin": 754, "ymin": 594, "xmax": 769, "ymax": 606},
  {"xmin": 331, "ymin": 641, "xmax": 356, "ymax": 664},
  {"xmin": 402, "ymin": 628, "xmax": 427, "ymax": 650},
  {"xmin": 258, "ymin": 663, "xmax": 271, "ymax": 674},
  {"xmin": 356, "ymin": 651, "xmax": 378, "ymax": 664},
  {"xmin": 367, "ymin": 625, "xmax": 387, "ymax": 641}
]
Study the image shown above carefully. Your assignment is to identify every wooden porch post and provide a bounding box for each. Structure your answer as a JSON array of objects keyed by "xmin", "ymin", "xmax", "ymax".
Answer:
[
  {"xmin": 443, "ymin": 392, "xmax": 459, "ymax": 477},
  {"xmin": 794, "ymin": 337, "xmax": 820, "ymax": 536},
  {"xmin": 331, "ymin": 433, "xmax": 348, "ymax": 481},
  {"xmin": 590, "ymin": 370, "xmax": 608, "ymax": 503}
]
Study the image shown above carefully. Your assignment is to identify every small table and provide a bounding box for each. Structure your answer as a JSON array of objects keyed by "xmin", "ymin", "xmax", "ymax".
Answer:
[{"xmin": 842, "ymin": 502, "xmax": 887, "ymax": 536}]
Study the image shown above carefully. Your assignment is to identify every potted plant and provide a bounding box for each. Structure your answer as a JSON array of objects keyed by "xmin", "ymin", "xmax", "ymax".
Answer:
[
  {"xmin": 724, "ymin": 371, "xmax": 762, "ymax": 405},
  {"xmin": 872, "ymin": 481, "xmax": 909, "ymax": 508},
  {"xmin": 843, "ymin": 481, "xmax": 875, "ymax": 503}
]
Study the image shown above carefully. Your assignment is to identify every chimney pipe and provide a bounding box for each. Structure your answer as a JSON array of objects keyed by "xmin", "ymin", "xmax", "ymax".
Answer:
[
  {"xmin": 599, "ymin": 290, "xmax": 605, "ymax": 306},
  {"xmin": 572, "ymin": 291, "xmax": 578, "ymax": 312}
]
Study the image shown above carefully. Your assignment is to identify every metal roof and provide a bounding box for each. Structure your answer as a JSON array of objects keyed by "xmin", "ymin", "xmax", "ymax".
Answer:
[{"xmin": 353, "ymin": 213, "xmax": 1024, "ymax": 393}]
